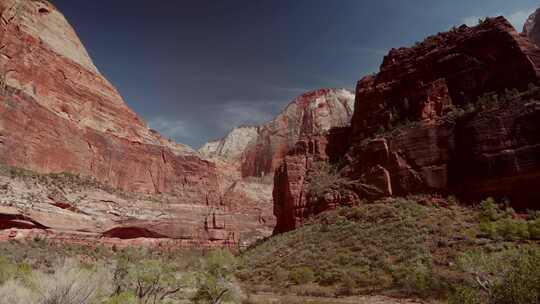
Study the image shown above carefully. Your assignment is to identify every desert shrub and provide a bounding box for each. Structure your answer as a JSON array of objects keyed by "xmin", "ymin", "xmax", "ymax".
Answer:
[
  {"xmin": 0, "ymin": 257, "xmax": 33, "ymax": 289},
  {"xmin": 448, "ymin": 284, "xmax": 483, "ymax": 304},
  {"xmin": 0, "ymin": 256, "xmax": 17, "ymax": 284},
  {"xmin": 192, "ymin": 249, "xmax": 242, "ymax": 304},
  {"xmin": 104, "ymin": 292, "xmax": 138, "ymax": 304},
  {"xmin": 112, "ymin": 256, "xmax": 186, "ymax": 303},
  {"xmin": 489, "ymin": 249, "xmax": 540, "ymax": 304},
  {"xmin": 0, "ymin": 279, "xmax": 36, "ymax": 304},
  {"xmin": 271, "ymin": 268, "xmax": 288, "ymax": 285},
  {"xmin": 291, "ymin": 283, "xmax": 335, "ymax": 297},
  {"xmin": 306, "ymin": 161, "xmax": 347, "ymax": 202},
  {"xmin": 391, "ymin": 256, "xmax": 442, "ymax": 297},
  {"xmin": 477, "ymin": 198, "xmax": 540, "ymax": 241},
  {"xmin": 528, "ymin": 218, "xmax": 540, "ymax": 239},
  {"xmin": 37, "ymin": 260, "xmax": 111, "ymax": 304},
  {"xmin": 452, "ymin": 247, "xmax": 540, "ymax": 304},
  {"xmin": 288, "ymin": 267, "xmax": 315, "ymax": 285}
]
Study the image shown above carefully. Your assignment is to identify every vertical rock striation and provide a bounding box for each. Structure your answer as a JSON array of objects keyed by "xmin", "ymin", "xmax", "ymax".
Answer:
[
  {"xmin": 273, "ymin": 17, "xmax": 540, "ymax": 233},
  {"xmin": 200, "ymin": 88, "xmax": 355, "ymax": 177},
  {"xmin": 0, "ymin": 0, "xmax": 220, "ymax": 203}
]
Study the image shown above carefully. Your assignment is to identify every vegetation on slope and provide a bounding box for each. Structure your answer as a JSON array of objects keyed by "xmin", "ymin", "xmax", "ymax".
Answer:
[
  {"xmin": 238, "ymin": 197, "xmax": 540, "ymax": 303},
  {"xmin": 1, "ymin": 196, "xmax": 539, "ymax": 303}
]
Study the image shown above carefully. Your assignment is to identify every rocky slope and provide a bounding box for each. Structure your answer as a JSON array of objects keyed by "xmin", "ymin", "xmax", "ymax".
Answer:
[
  {"xmin": 274, "ymin": 17, "xmax": 540, "ymax": 233},
  {"xmin": 524, "ymin": 8, "xmax": 540, "ymax": 46},
  {"xmin": 0, "ymin": 0, "xmax": 276, "ymax": 246},
  {"xmin": 0, "ymin": 166, "xmax": 261, "ymax": 249},
  {"xmin": 200, "ymin": 88, "xmax": 355, "ymax": 177}
]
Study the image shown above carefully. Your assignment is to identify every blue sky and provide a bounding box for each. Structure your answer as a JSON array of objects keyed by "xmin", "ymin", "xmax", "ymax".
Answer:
[{"xmin": 52, "ymin": 0, "xmax": 538, "ymax": 148}]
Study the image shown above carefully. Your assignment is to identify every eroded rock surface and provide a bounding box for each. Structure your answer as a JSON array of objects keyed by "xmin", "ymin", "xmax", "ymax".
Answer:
[
  {"xmin": 524, "ymin": 8, "xmax": 540, "ymax": 46},
  {"xmin": 0, "ymin": 0, "xmax": 219, "ymax": 200},
  {"xmin": 200, "ymin": 88, "xmax": 355, "ymax": 177},
  {"xmin": 273, "ymin": 17, "xmax": 540, "ymax": 233},
  {"xmin": 348, "ymin": 17, "xmax": 540, "ymax": 205},
  {"xmin": 201, "ymin": 88, "xmax": 355, "ymax": 234},
  {"xmin": 0, "ymin": 0, "xmax": 275, "ymax": 246},
  {"xmin": 0, "ymin": 166, "xmax": 273, "ymax": 248}
]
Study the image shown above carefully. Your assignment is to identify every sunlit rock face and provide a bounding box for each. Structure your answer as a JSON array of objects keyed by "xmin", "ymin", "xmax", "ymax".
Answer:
[
  {"xmin": 524, "ymin": 8, "xmax": 540, "ymax": 46},
  {"xmin": 200, "ymin": 88, "xmax": 355, "ymax": 177},
  {"xmin": 200, "ymin": 126, "xmax": 259, "ymax": 160},
  {"xmin": 0, "ymin": 0, "xmax": 219, "ymax": 201},
  {"xmin": 200, "ymin": 88, "xmax": 355, "ymax": 236},
  {"xmin": 273, "ymin": 17, "xmax": 540, "ymax": 233},
  {"xmin": 0, "ymin": 0, "xmax": 279, "ymax": 247}
]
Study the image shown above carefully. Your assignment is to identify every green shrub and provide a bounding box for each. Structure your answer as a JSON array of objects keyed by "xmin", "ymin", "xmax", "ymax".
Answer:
[
  {"xmin": 306, "ymin": 161, "xmax": 347, "ymax": 203},
  {"xmin": 192, "ymin": 250, "xmax": 241, "ymax": 304},
  {"xmin": 478, "ymin": 197, "xmax": 505, "ymax": 222},
  {"xmin": 448, "ymin": 284, "xmax": 483, "ymax": 304},
  {"xmin": 288, "ymin": 267, "xmax": 315, "ymax": 285},
  {"xmin": 489, "ymin": 250, "xmax": 540, "ymax": 304},
  {"xmin": 454, "ymin": 247, "xmax": 540, "ymax": 304},
  {"xmin": 113, "ymin": 257, "xmax": 186, "ymax": 303},
  {"xmin": 104, "ymin": 292, "xmax": 137, "ymax": 304}
]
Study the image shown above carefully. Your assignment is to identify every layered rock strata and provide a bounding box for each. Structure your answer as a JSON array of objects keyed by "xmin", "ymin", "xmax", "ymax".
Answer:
[{"xmin": 273, "ymin": 17, "xmax": 540, "ymax": 233}]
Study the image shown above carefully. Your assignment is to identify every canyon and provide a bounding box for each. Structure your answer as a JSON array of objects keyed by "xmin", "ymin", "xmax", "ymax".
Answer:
[
  {"xmin": 0, "ymin": 0, "xmax": 357, "ymax": 248},
  {"xmin": 1, "ymin": 0, "xmax": 540, "ymax": 252},
  {"xmin": 0, "ymin": 0, "xmax": 272, "ymax": 247}
]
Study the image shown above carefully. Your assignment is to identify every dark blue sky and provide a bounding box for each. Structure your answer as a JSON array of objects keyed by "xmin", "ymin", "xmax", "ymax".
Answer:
[{"xmin": 52, "ymin": 0, "xmax": 537, "ymax": 148}]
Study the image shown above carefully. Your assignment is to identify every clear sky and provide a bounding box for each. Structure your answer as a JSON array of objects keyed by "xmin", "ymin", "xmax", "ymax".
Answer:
[{"xmin": 51, "ymin": 0, "xmax": 537, "ymax": 148}]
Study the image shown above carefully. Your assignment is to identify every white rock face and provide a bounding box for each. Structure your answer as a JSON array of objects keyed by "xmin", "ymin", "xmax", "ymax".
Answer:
[
  {"xmin": 3, "ymin": 0, "xmax": 99, "ymax": 73},
  {"xmin": 200, "ymin": 126, "xmax": 259, "ymax": 159},
  {"xmin": 524, "ymin": 8, "xmax": 540, "ymax": 46},
  {"xmin": 199, "ymin": 88, "xmax": 355, "ymax": 166}
]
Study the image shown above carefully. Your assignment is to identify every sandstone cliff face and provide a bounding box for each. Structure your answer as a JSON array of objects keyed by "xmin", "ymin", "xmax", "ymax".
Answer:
[
  {"xmin": 524, "ymin": 8, "xmax": 540, "ymax": 46},
  {"xmin": 348, "ymin": 17, "xmax": 540, "ymax": 203},
  {"xmin": 273, "ymin": 17, "xmax": 540, "ymax": 233},
  {"xmin": 0, "ymin": 0, "xmax": 276, "ymax": 246},
  {"xmin": 200, "ymin": 126, "xmax": 259, "ymax": 160},
  {"xmin": 201, "ymin": 88, "xmax": 355, "ymax": 234},
  {"xmin": 200, "ymin": 88, "xmax": 355, "ymax": 177},
  {"xmin": 0, "ymin": 0, "xmax": 218, "ymax": 200}
]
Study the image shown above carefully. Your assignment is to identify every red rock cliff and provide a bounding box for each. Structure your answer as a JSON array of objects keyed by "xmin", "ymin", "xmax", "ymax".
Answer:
[
  {"xmin": 200, "ymin": 88, "xmax": 355, "ymax": 177},
  {"xmin": 274, "ymin": 17, "xmax": 540, "ymax": 233},
  {"xmin": 348, "ymin": 17, "xmax": 540, "ymax": 204},
  {"xmin": 0, "ymin": 0, "xmax": 220, "ymax": 203}
]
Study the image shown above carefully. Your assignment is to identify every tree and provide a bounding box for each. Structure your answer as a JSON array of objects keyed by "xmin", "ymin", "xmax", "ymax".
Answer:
[
  {"xmin": 192, "ymin": 250, "xmax": 238, "ymax": 304},
  {"xmin": 113, "ymin": 257, "xmax": 186, "ymax": 304}
]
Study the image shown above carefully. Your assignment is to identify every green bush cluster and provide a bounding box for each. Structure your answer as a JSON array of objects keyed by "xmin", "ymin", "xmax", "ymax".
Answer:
[
  {"xmin": 0, "ymin": 246, "xmax": 241, "ymax": 304},
  {"xmin": 452, "ymin": 247, "xmax": 540, "ymax": 304},
  {"xmin": 478, "ymin": 197, "xmax": 540, "ymax": 240},
  {"xmin": 305, "ymin": 161, "xmax": 348, "ymax": 205}
]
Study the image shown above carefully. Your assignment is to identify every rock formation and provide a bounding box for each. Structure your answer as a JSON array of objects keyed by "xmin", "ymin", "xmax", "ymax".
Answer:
[
  {"xmin": 524, "ymin": 8, "xmax": 540, "ymax": 46},
  {"xmin": 0, "ymin": 0, "xmax": 273, "ymax": 246},
  {"xmin": 274, "ymin": 17, "xmax": 540, "ymax": 233},
  {"xmin": 0, "ymin": 0, "xmax": 218, "ymax": 200},
  {"xmin": 200, "ymin": 88, "xmax": 355, "ymax": 177},
  {"xmin": 201, "ymin": 88, "xmax": 355, "ymax": 234}
]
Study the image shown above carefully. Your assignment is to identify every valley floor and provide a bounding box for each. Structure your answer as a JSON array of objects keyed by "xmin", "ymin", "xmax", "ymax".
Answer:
[
  {"xmin": 248, "ymin": 293, "xmax": 431, "ymax": 304},
  {"xmin": 0, "ymin": 196, "xmax": 539, "ymax": 303}
]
